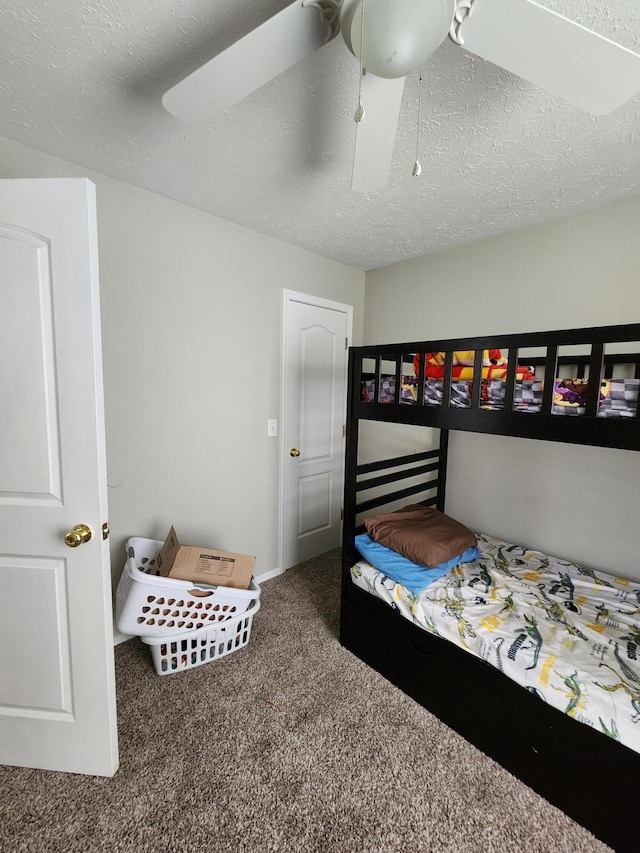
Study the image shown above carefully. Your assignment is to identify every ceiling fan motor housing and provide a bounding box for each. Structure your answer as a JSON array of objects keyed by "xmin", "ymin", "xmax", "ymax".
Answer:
[{"xmin": 341, "ymin": 0, "xmax": 456, "ymax": 78}]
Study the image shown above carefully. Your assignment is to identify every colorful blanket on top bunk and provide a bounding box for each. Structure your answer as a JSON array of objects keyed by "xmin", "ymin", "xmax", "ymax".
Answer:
[
  {"xmin": 351, "ymin": 533, "xmax": 640, "ymax": 756},
  {"xmin": 361, "ymin": 375, "xmax": 640, "ymax": 418}
]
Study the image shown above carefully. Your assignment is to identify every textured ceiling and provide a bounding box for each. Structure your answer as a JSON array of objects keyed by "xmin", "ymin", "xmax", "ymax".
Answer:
[{"xmin": 1, "ymin": 1, "xmax": 639, "ymax": 271}]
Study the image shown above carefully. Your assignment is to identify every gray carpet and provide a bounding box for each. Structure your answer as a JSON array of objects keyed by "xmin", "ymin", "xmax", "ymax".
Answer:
[{"xmin": 0, "ymin": 550, "xmax": 610, "ymax": 853}]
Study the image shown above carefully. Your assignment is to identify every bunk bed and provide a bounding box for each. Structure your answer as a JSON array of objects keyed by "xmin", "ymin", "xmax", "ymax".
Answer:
[{"xmin": 340, "ymin": 323, "xmax": 640, "ymax": 853}]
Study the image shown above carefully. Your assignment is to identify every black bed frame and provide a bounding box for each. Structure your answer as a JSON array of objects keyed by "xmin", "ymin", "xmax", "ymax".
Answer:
[{"xmin": 340, "ymin": 324, "xmax": 640, "ymax": 853}]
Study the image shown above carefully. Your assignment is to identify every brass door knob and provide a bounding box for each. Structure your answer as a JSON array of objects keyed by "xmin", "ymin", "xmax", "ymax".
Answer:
[
  {"xmin": 289, "ymin": 448, "xmax": 301, "ymax": 457},
  {"xmin": 64, "ymin": 524, "xmax": 93, "ymax": 548}
]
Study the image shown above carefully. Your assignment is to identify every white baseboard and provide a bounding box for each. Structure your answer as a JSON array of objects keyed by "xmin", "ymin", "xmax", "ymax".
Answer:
[
  {"xmin": 113, "ymin": 630, "xmax": 132, "ymax": 646},
  {"xmin": 254, "ymin": 566, "xmax": 285, "ymax": 584}
]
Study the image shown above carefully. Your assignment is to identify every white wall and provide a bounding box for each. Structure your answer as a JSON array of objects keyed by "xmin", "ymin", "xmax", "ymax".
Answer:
[
  {"xmin": 0, "ymin": 136, "xmax": 365, "ymax": 585},
  {"xmin": 364, "ymin": 198, "xmax": 640, "ymax": 579}
]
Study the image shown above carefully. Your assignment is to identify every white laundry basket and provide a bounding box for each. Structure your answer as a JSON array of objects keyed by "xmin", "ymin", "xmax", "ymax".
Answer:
[
  {"xmin": 141, "ymin": 599, "xmax": 261, "ymax": 675},
  {"xmin": 116, "ymin": 536, "xmax": 260, "ymax": 638}
]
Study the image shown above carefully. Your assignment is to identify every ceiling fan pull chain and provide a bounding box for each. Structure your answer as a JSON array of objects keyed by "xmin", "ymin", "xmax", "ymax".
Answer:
[
  {"xmin": 354, "ymin": 0, "xmax": 365, "ymax": 123},
  {"xmin": 412, "ymin": 69, "xmax": 423, "ymax": 177}
]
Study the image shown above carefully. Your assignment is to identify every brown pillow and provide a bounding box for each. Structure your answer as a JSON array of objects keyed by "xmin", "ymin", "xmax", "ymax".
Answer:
[{"xmin": 364, "ymin": 504, "xmax": 477, "ymax": 568}]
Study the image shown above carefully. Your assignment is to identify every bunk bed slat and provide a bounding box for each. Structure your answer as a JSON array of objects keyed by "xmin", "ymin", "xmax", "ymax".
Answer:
[
  {"xmin": 374, "ymin": 357, "xmax": 382, "ymax": 403},
  {"xmin": 441, "ymin": 351, "xmax": 453, "ymax": 408},
  {"xmin": 392, "ymin": 355, "xmax": 401, "ymax": 404},
  {"xmin": 586, "ymin": 342, "xmax": 604, "ymax": 418},
  {"xmin": 470, "ymin": 350, "xmax": 483, "ymax": 408},
  {"xmin": 540, "ymin": 345, "xmax": 558, "ymax": 414},
  {"xmin": 356, "ymin": 481, "xmax": 439, "ymax": 515},
  {"xmin": 416, "ymin": 352, "xmax": 425, "ymax": 409},
  {"xmin": 503, "ymin": 350, "xmax": 517, "ymax": 413},
  {"xmin": 357, "ymin": 449, "xmax": 440, "ymax": 474},
  {"xmin": 436, "ymin": 429, "xmax": 449, "ymax": 512},
  {"xmin": 356, "ymin": 461, "xmax": 440, "ymax": 493}
]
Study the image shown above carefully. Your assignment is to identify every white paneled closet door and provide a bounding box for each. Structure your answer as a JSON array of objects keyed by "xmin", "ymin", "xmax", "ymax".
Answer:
[{"xmin": 281, "ymin": 291, "xmax": 352, "ymax": 570}]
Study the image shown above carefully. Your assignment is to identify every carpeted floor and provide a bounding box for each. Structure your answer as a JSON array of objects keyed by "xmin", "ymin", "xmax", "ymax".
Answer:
[{"xmin": 0, "ymin": 550, "xmax": 611, "ymax": 852}]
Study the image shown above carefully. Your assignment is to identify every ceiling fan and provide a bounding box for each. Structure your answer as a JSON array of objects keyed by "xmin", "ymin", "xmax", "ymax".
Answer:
[{"xmin": 162, "ymin": 0, "xmax": 640, "ymax": 192}]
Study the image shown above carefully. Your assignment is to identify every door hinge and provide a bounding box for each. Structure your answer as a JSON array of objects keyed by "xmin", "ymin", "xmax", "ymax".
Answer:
[
  {"xmin": 342, "ymin": 424, "xmax": 346, "ymax": 437},
  {"xmin": 102, "ymin": 522, "xmax": 110, "ymax": 541},
  {"xmin": 340, "ymin": 508, "xmax": 344, "ymax": 520},
  {"xmin": 345, "ymin": 337, "xmax": 349, "ymax": 350}
]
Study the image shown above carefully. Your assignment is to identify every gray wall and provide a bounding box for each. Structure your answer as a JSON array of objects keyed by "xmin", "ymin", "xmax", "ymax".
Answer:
[
  {"xmin": 364, "ymin": 196, "xmax": 640, "ymax": 579},
  {"xmin": 0, "ymin": 136, "xmax": 366, "ymax": 584},
  {"xmin": 3, "ymin": 131, "xmax": 638, "ymax": 581}
]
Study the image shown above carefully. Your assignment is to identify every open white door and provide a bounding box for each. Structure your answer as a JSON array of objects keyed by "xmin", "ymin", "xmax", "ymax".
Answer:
[
  {"xmin": 281, "ymin": 291, "xmax": 352, "ymax": 570},
  {"xmin": 0, "ymin": 178, "xmax": 118, "ymax": 776}
]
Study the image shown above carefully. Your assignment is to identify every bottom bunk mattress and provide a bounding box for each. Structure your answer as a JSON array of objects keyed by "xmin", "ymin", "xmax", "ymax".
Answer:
[{"xmin": 351, "ymin": 532, "xmax": 640, "ymax": 756}]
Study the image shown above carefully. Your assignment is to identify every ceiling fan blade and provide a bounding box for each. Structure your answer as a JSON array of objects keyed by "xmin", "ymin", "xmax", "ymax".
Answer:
[
  {"xmin": 352, "ymin": 74, "xmax": 405, "ymax": 192},
  {"xmin": 163, "ymin": 1, "xmax": 329, "ymax": 125},
  {"xmin": 458, "ymin": 0, "xmax": 640, "ymax": 115}
]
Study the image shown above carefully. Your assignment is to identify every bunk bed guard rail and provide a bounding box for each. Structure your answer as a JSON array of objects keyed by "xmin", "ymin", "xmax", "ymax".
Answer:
[{"xmin": 350, "ymin": 323, "xmax": 640, "ymax": 452}]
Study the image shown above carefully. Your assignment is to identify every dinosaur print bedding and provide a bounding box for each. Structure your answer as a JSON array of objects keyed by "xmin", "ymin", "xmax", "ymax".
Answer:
[
  {"xmin": 361, "ymin": 376, "xmax": 640, "ymax": 418},
  {"xmin": 351, "ymin": 533, "xmax": 640, "ymax": 755}
]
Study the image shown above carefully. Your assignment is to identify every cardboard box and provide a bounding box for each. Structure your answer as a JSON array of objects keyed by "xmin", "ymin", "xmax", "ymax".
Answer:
[{"xmin": 155, "ymin": 526, "xmax": 255, "ymax": 590}]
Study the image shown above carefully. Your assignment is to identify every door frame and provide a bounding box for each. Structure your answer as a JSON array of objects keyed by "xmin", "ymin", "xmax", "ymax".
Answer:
[{"xmin": 278, "ymin": 289, "xmax": 353, "ymax": 575}]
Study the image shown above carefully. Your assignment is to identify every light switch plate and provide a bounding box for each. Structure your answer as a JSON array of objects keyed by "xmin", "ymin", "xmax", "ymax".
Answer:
[{"xmin": 267, "ymin": 419, "xmax": 278, "ymax": 437}]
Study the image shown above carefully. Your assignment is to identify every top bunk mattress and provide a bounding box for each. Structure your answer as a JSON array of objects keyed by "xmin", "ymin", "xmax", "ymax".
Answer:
[{"xmin": 351, "ymin": 533, "xmax": 640, "ymax": 755}]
